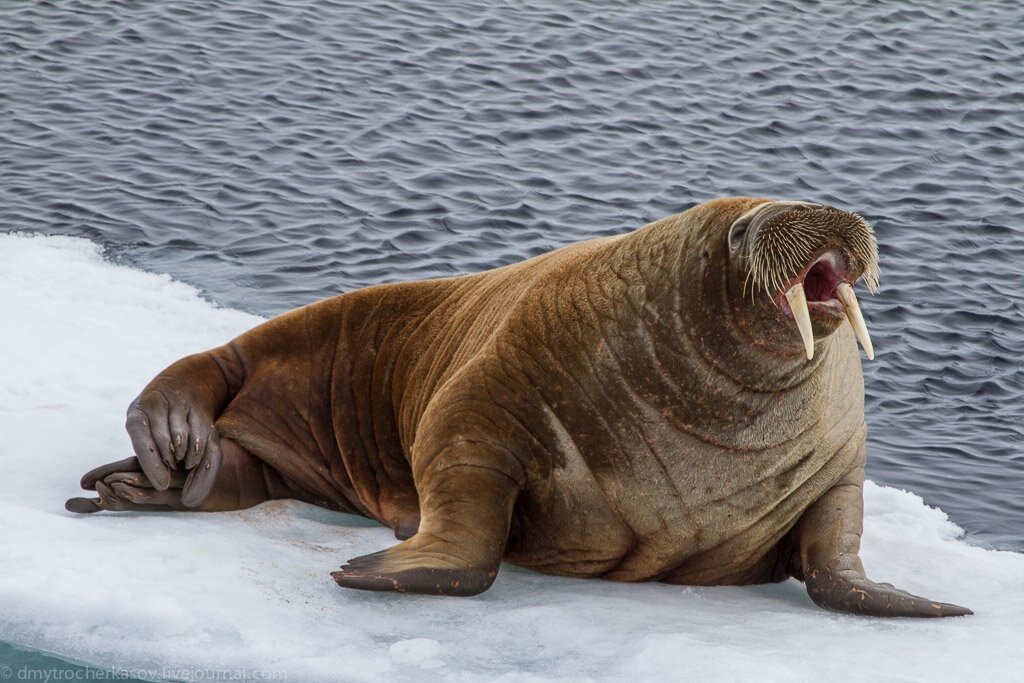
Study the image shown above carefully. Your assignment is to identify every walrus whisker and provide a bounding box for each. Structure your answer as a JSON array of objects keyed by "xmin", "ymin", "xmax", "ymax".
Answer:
[{"xmin": 747, "ymin": 206, "xmax": 880, "ymax": 303}]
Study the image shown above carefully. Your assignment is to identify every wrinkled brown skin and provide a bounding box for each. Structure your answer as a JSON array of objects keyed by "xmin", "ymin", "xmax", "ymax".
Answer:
[{"xmin": 67, "ymin": 197, "xmax": 971, "ymax": 616}]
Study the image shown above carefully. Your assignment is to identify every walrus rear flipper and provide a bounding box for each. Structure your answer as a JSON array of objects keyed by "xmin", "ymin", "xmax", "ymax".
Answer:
[
  {"xmin": 65, "ymin": 439, "xmax": 279, "ymax": 513},
  {"xmin": 794, "ymin": 466, "xmax": 972, "ymax": 617},
  {"xmin": 333, "ymin": 439, "xmax": 523, "ymax": 596},
  {"xmin": 65, "ymin": 346, "xmax": 274, "ymax": 514}
]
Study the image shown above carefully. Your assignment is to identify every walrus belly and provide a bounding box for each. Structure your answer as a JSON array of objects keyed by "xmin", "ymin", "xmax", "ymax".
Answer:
[{"xmin": 505, "ymin": 418, "xmax": 866, "ymax": 585}]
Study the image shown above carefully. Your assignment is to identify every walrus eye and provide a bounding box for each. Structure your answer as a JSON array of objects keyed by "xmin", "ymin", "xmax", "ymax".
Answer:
[{"xmin": 728, "ymin": 218, "xmax": 750, "ymax": 251}]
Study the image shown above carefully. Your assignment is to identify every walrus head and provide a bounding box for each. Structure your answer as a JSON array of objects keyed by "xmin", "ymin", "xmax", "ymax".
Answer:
[{"xmin": 712, "ymin": 198, "xmax": 880, "ymax": 362}]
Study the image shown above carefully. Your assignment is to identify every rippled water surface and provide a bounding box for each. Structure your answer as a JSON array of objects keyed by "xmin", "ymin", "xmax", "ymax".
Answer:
[{"xmin": 2, "ymin": 0, "xmax": 1022, "ymax": 554}]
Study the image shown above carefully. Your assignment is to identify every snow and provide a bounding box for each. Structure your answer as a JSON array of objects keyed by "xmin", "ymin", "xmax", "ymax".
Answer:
[{"xmin": 1, "ymin": 232, "xmax": 1022, "ymax": 681}]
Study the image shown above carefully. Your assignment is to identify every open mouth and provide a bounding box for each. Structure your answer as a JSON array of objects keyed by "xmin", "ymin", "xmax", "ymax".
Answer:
[
  {"xmin": 777, "ymin": 250, "xmax": 874, "ymax": 361},
  {"xmin": 803, "ymin": 253, "xmax": 844, "ymax": 308}
]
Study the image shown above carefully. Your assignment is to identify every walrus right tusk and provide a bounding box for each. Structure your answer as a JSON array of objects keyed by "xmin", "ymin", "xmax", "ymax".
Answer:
[
  {"xmin": 785, "ymin": 283, "xmax": 815, "ymax": 360},
  {"xmin": 836, "ymin": 282, "xmax": 874, "ymax": 360}
]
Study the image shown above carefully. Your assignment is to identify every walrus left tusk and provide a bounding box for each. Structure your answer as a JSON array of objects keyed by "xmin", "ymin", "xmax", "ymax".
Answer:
[
  {"xmin": 785, "ymin": 283, "xmax": 814, "ymax": 360},
  {"xmin": 836, "ymin": 282, "xmax": 874, "ymax": 360}
]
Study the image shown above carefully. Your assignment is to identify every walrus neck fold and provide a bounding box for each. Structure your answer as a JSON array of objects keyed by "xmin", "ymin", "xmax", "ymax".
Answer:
[
  {"xmin": 703, "ymin": 251, "xmax": 831, "ymax": 390},
  {"xmin": 652, "ymin": 235, "xmax": 827, "ymax": 392}
]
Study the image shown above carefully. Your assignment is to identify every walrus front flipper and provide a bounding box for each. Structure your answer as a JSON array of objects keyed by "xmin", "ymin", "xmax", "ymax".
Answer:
[
  {"xmin": 333, "ymin": 440, "xmax": 523, "ymax": 596},
  {"xmin": 794, "ymin": 466, "xmax": 972, "ymax": 618},
  {"xmin": 331, "ymin": 534, "xmax": 500, "ymax": 597}
]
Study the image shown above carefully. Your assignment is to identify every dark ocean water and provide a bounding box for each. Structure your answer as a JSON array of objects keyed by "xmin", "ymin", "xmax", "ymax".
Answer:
[{"xmin": 1, "ymin": 1, "xmax": 1022, "ymax": 667}]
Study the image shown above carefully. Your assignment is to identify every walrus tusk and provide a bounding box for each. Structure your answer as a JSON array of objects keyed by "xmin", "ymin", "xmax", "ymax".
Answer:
[
  {"xmin": 836, "ymin": 282, "xmax": 874, "ymax": 360},
  {"xmin": 785, "ymin": 283, "xmax": 815, "ymax": 360}
]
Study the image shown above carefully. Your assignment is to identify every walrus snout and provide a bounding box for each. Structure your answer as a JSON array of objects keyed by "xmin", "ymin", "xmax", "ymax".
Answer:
[{"xmin": 737, "ymin": 201, "xmax": 879, "ymax": 361}]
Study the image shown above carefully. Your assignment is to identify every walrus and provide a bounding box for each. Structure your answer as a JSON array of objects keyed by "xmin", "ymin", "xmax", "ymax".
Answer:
[{"xmin": 66, "ymin": 197, "xmax": 971, "ymax": 617}]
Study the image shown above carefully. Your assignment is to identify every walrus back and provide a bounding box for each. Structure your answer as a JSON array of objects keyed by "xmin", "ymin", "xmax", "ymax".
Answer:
[{"xmin": 209, "ymin": 228, "xmax": 624, "ymax": 530}]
